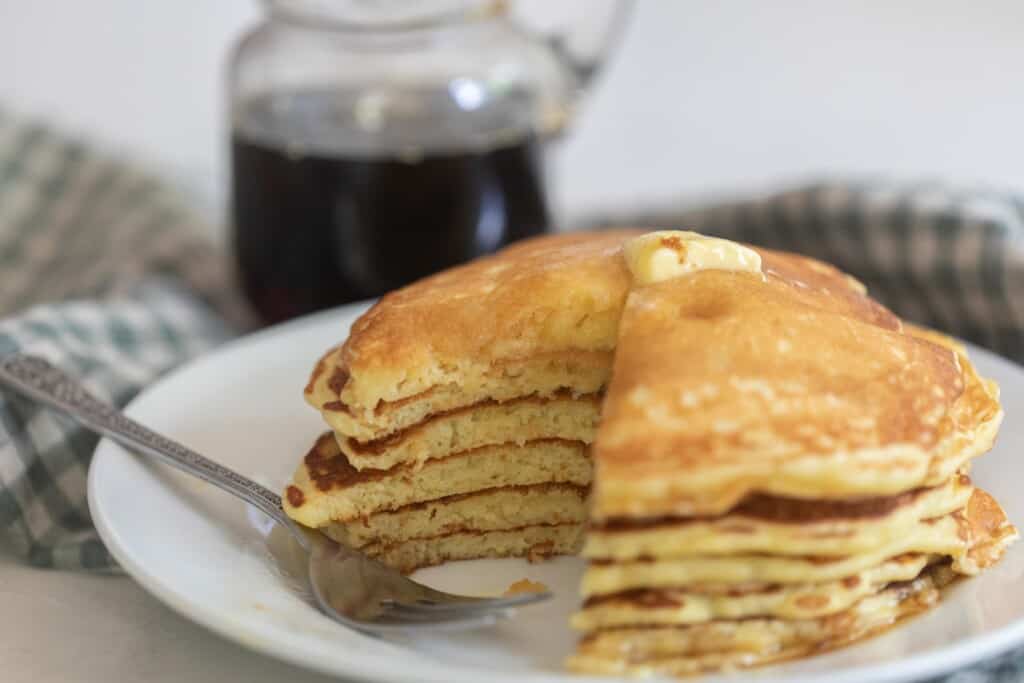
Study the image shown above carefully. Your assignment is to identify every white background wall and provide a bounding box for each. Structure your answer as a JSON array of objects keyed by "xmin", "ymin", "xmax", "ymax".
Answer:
[{"xmin": 2, "ymin": 1, "xmax": 1023, "ymax": 236}]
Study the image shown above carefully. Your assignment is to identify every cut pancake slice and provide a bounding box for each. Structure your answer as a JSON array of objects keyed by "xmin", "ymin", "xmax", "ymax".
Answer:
[
  {"xmin": 285, "ymin": 432, "xmax": 592, "ymax": 573},
  {"xmin": 323, "ymin": 483, "xmax": 588, "ymax": 549},
  {"xmin": 312, "ymin": 349, "xmax": 613, "ymax": 444},
  {"xmin": 305, "ymin": 230, "xmax": 639, "ymax": 442},
  {"xmin": 336, "ymin": 391, "xmax": 601, "ymax": 471},
  {"xmin": 363, "ymin": 524, "xmax": 585, "ymax": 574},
  {"xmin": 284, "ymin": 433, "xmax": 591, "ymax": 527}
]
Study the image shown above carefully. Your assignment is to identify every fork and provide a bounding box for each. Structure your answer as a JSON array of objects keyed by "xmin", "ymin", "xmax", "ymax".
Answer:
[{"xmin": 0, "ymin": 354, "xmax": 550, "ymax": 633}]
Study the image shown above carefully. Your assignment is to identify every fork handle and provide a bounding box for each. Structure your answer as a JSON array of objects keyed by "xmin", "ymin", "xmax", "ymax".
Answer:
[{"xmin": 0, "ymin": 354, "xmax": 301, "ymax": 540}]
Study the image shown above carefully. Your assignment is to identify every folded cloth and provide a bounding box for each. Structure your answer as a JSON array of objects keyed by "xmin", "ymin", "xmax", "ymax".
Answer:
[
  {"xmin": 1, "ymin": 113, "xmax": 1023, "ymax": 680},
  {"xmin": 0, "ymin": 111, "xmax": 252, "ymax": 570}
]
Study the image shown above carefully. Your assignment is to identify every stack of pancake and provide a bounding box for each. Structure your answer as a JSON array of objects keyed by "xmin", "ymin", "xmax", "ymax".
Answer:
[
  {"xmin": 567, "ymin": 233, "xmax": 1015, "ymax": 675},
  {"xmin": 284, "ymin": 232, "xmax": 638, "ymax": 572},
  {"xmin": 282, "ymin": 229, "xmax": 1016, "ymax": 675}
]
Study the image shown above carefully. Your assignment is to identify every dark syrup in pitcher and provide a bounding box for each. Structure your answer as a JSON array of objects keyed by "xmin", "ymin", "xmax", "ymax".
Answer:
[{"xmin": 231, "ymin": 91, "xmax": 552, "ymax": 324}]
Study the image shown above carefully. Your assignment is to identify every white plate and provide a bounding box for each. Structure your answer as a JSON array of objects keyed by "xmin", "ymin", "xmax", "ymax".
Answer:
[{"xmin": 89, "ymin": 303, "xmax": 1024, "ymax": 683}]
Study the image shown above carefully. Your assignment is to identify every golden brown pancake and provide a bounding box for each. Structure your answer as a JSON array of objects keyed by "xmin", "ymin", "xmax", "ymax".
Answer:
[
  {"xmin": 580, "ymin": 489, "xmax": 1012, "ymax": 597},
  {"xmin": 567, "ymin": 563, "xmax": 955, "ymax": 677},
  {"xmin": 590, "ymin": 249, "xmax": 1002, "ymax": 521},
  {"xmin": 304, "ymin": 230, "xmax": 638, "ymax": 442},
  {"xmin": 362, "ymin": 524, "xmax": 585, "ymax": 574},
  {"xmin": 584, "ymin": 475, "xmax": 971, "ymax": 560},
  {"xmin": 568, "ymin": 488, "xmax": 1015, "ymax": 676},
  {"xmin": 282, "ymin": 229, "xmax": 1015, "ymax": 676},
  {"xmin": 572, "ymin": 554, "xmax": 935, "ymax": 628},
  {"xmin": 284, "ymin": 432, "xmax": 591, "ymax": 528},
  {"xmin": 335, "ymin": 391, "xmax": 601, "ymax": 471},
  {"xmin": 323, "ymin": 483, "xmax": 588, "ymax": 549}
]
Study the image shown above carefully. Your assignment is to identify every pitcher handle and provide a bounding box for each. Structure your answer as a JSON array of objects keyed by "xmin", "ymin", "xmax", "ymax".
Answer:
[{"xmin": 511, "ymin": 0, "xmax": 635, "ymax": 89}]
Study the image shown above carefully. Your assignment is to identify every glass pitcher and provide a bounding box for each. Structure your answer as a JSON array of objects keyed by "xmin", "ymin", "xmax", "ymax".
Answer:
[{"xmin": 228, "ymin": 0, "xmax": 631, "ymax": 324}]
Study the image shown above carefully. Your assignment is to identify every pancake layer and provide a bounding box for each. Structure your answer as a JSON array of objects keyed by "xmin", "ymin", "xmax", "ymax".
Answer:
[
  {"xmin": 311, "ymin": 350, "xmax": 613, "ymax": 443},
  {"xmin": 363, "ymin": 524, "xmax": 585, "ymax": 574},
  {"xmin": 285, "ymin": 433, "xmax": 591, "ymax": 528},
  {"xmin": 337, "ymin": 392, "xmax": 601, "ymax": 471},
  {"xmin": 305, "ymin": 229, "xmax": 637, "ymax": 441},
  {"xmin": 567, "ymin": 564, "xmax": 956, "ymax": 677},
  {"xmin": 584, "ymin": 475, "xmax": 971, "ymax": 560},
  {"xmin": 581, "ymin": 489, "xmax": 1013, "ymax": 593},
  {"xmin": 323, "ymin": 483, "xmax": 588, "ymax": 549},
  {"xmin": 572, "ymin": 554, "xmax": 933, "ymax": 628}
]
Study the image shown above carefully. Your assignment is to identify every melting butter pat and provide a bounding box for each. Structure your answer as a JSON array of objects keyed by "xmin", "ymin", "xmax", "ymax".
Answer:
[{"xmin": 623, "ymin": 230, "xmax": 762, "ymax": 285}]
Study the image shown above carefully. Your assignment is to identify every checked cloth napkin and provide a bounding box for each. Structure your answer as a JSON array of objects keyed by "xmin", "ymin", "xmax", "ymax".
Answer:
[
  {"xmin": 1, "ymin": 111, "xmax": 1023, "ymax": 681},
  {"xmin": 0, "ymin": 112, "xmax": 251, "ymax": 570}
]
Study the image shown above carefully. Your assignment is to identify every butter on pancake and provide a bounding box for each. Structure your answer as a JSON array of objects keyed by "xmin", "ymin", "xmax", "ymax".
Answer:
[
  {"xmin": 623, "ymin": 230, "xmax": 762, "ymax": 285},
  {"xmin": 282, "ymin": 229, "xmax": 1015, "ymax": 676}
]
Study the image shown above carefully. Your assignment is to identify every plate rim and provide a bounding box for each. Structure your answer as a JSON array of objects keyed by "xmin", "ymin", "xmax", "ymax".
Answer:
[{"xmin": 88, "ymin": 303, "xmax": 1024, "ymax": 683}]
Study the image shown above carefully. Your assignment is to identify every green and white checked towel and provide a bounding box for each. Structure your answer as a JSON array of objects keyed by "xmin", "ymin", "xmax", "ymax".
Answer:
[
  {"xmin": 1, "ymin": 112, "xmax": 1023, "ymax": 681},
  {"xmin": 0, "ymin": 112, "xmax": 252, "ymax": 570}
]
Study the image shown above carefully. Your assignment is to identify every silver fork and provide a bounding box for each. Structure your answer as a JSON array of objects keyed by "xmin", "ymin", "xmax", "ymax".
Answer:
[{"xmin": 0, "ymin": 354, "xmax": 550, "ymax": 633}]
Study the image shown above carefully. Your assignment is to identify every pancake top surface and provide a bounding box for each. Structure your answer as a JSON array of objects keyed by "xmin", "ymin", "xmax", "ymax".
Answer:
[
  {"xmin": 309, "ymin": 230, "xmax": 640, "ymax": 412},
  {"xmin": 592, "ymin": 247, "xmax": 1000, "ymax": 519}
]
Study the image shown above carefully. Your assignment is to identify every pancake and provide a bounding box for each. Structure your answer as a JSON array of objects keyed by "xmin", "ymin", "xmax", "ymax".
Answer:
[
  {"xmin": 581, "ymin": 489, "xmax": 1013, "ymax": 596},
  {"xmin": 282, "ymin": 229, "xmax": 1015, "ymax": 676},
  {"xmin": 336, "ymin": 391, "xmax": 601, "ymax": 471},
  {"xmin": 310, "ymin": 349, "xmax": 612, "ymax": 444},
  {"xmin": 305, "ymin": 230, "xmax": 637, "ymax": 442},
  {"xmin": 567, "ymin": 563, "xmax": 955, "ymax": 677},
  {"xmin": 572, "ymin": 554, "xmax": 934, "ymax": 628},
  {"xmin": 362, "ymin": 524, "xmax": 585, "ymax": 574},
  {"xmin": 322, "ymin": 483, "xmax": 588, "ymax": 549},
  {"xmin": 584, "ymin": 475, "xmax": 971, "ymax": 560},
  {"xmin": 582, "ymin": 513, "xmax": 968, "ymax": 596},
  {"xmin": 589, "ymin": 242, "xmax": 1002, "ymax": 520},
  {"xmin": 284, "ymin": 433, "xmax": 591, "ymax": 528}
]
